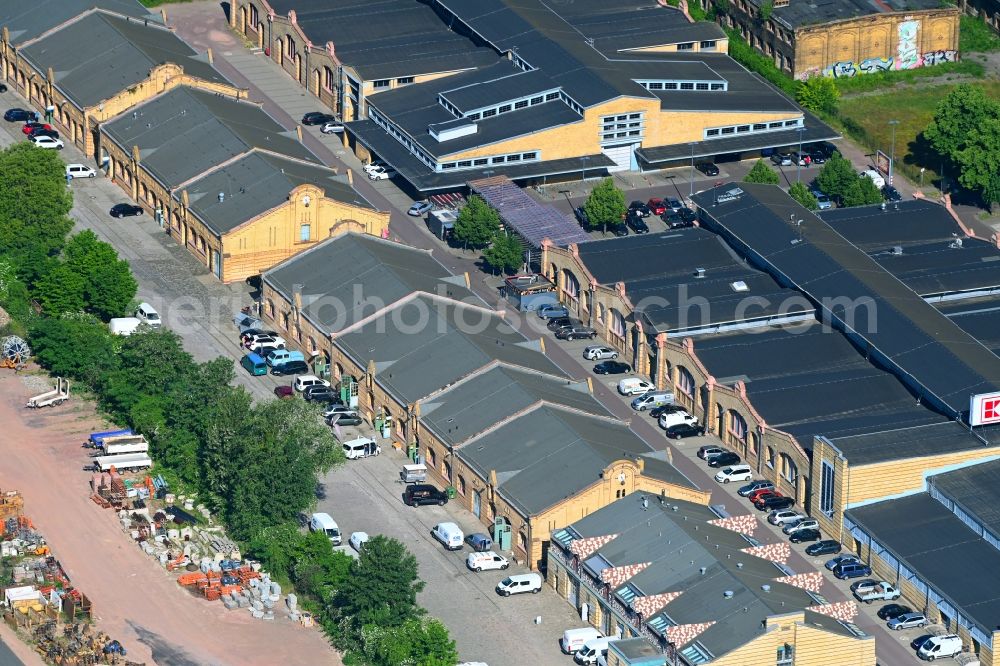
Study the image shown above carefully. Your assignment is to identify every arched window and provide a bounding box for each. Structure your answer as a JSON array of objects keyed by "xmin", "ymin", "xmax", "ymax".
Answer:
[
  {"xmin": 266, "ymin": 299, "xmax": 275, "ymax": 318},
  {"xmin": 677, "ymin": 366, "xmax": 695, "ymax": 397},
  {"xmin": 286, "ymin": 36, "xmax": 295, "ymax": 57},
  {"xmin": 597, "ymin": 303, "xmax": 605, "ymax": 324},
  {"xmin": 457, "ymin": 475, "xmax": 466, "ymax": 496},
  {"xmin": 727, "ymin": 410, "xmax": 748, "ymax": 444},
  {"xmin": 562, "ymin": 269, "xmax": 579, "ymax": 299},
  {"xmin": 307, "ymin": 336, "xmax": 317, "ymax": 354},
  {"xmin": 549, "ymin": 263, "xmax": 558, "ymax": 280},
  {"xmin": 443, "ymin": 460, "xmax": 451, "ymax": 481},
  {"xmin": 518, "ymin": 529, "xmax": 528, "ymax": 552},
  {"xmin": 323, "ymin": 66, "xmax": 335, "ymax": 91},
  {"xmin": 780, "ymin": 454, "xmax": 798, "ymax": 484},
  {"xmin": 766, "ymin": 446, "xmax": 776, "ymax": 469},
  {"xmin": 426, "ymin": 447, "xmax": 436, "ymax": 468},
  {"xmin": 281, "ymin": 312, "xmax": 289, "ymax": 330},
  {"xmin": 610, "ymin": 309, "xmax": 626, "ymax": 338},
  {"xmin": 748, "ymin": 431, "xmax": 759, "ymax": 455}
]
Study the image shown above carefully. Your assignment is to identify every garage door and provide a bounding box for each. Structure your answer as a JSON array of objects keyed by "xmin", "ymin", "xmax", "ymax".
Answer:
[{"xmin": 601, "ymin": 143, "xmax": 635, "ymax": 172}]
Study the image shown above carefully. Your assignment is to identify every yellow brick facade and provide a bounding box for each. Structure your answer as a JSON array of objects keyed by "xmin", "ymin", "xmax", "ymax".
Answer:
[{"xmin": 711, "ymin": 613, "xmax": 875, "ymax": 666}]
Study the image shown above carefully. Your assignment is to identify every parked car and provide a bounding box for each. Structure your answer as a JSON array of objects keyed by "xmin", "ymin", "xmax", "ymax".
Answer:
[
  {"xmin": 134, "ymin": 303, "xmax": 161, "ymax": 328},
  {"xmin": 556, "ymin": 325, "xmax": 597, "ymax": 340},
  {"xmin": 537, "ymin": 303, "xmax": 570, "ymax": 319},
  {"xmin": 22, "ymin": 122, "xmax": 51, "ymax": 135},
  {"xmin": 594, "ymin": 360, "xmax": 632, "ymax": 375},
  {"xmin": 274, "ymin": 385, "xmax": 294, "ymax": 399},
  {"xmin": 888, "ymin": 612, "xmax": 928, "ymax": 631},
  {"xmin": 794, "ymin": 151, "xmax": 812, "ymax": 166},
  {"xmin": 646, "ymin": 198, "xmax": 667, "ymax": 216},
  {"xmin": 363, "ymin": 161, "xmax": 387, "ymax": 175},
  {"xmin": 696, "ymin": 162, "xmax": 719, "ymax": 176},
  {"xmin": 240, "ymin": 328, "xmax": 278, "ymax": 344},
  {"xmin": 584, "ymin": 345, "xmax": 618, "ymax": 360},
  {"xmin": 698, "ymin": 445, "xmax": 727, "ymax": 460},
  {"xmin": 321, "ymin": 403, "xmax": 351, "ymax": 418},
  {"xmin": 665, "ymin": 198, "xmax": 682, "ymax": 212},
  {"xmin": 807, "ymin": 150, "xmax": 828, "ymax": 164},
  {"xmin": 678, "ymin": 207, "xmax": 697, "ymax": 223},
  {"xmin": 271, "ymin": 360, "xmax": 309, "ymax": 376},
  {"xmin": 812, "ymin": 191, "xmax": 832, "ymax": 210},
  {"xmin": 110, "ymin": 203, "xmax": 144, "ymax": 218},
  {"xmin": 293, "ymin": 375, "xmax": 330, "ymax": 392},
  {"xmin": 755, "ymin": 495, "xmax": 795, "ymax": 511},
  {"xmin": 833, "ymin": 561, "xmax": 872, "ymax": 580},
  {"xmin": 320, "ymin": 120, "xmax": 345, "ymax": 134},
  {"xmin": 465, "ymin": 533, "xmax": 493, "ymax": 552},
  {"xmin": 771, "ymin": 153, "xmax": 793, "ymax": 166},
  {"xmin": 66, "ymin": 164, "xmax": 97, "ymax": 179},
  {"xmin": 548, "ymin": 316, "xmax": 582, "ymax": 331},
  {"xmin": 431, "ymin": 522, "xmax": 464, "ymax": 550},
  {"xmin": 348, "ymin": 531, "xmax": 370, "ymax": 551},
  {"xmin": 850, "ymin": 580, "xmax": 900, "ymax": 603},
  {"xmin": 708, "ymin": 452, "xmax": 740, "ymax": 468},
  {"xmin": 768, "ymin": 509, "xmax": 805, "ymax": 526},
  {"xmin": 782, "ymin": 518, "xmax": 819, "ymax": 535},
  {"xmin": 303, "ymin": 385, "xmax": 339, "ymax": 402},
  {"xmin": 649, "ymin": 404, "xmax": 686, "ymax": 419},
  {"xmin": 882, "ymin": 185, "xmax": 902, "ymax": 202},
  {"xmin": 404, "ymin": 484, "xmax": 448, "ymax": 507},
  {"xmin": 877, "ymin": 603, "xmax": 913, "ymax": 621},
  {"xmin": 246, "ymin": 334, "xmax": 287, "ymax": 351},
  {"xmin": 825, "ymin": 554, "xmax": 860, "ymax": 571},
  {"xmin": 738, "ymin": 480, "xmax": 774, "ymax": 497},
  {"xmin": 631, "ymin": 391, "xmax": 674, "ymax": 412},
  {"xmin": 609, "ymin": 222, "xmax": 629, "ymax": 237},
  {"xmin": 31, "ymin": 135, "xmax": 63, "ymax": 149},
  {"xmin": 715, "ymin": 464, "xmax": 753, "ymax": 484},
  {"xmin": 574, "ymin": 206, "xmax": 589, "ymax": 227},
  {"xmin": 326, "ymin": 411, "xmax": 363, "ymax": 427},
  {"xmin": 408, "ymin": 200, "xmax": 434, "ymax": 216},
  {"xmin": 496, "ymin": 573, "xmax": 542, "ymax": 597},
  {"xmin": 625, "ymin": 212, "xmax": 649, "ymax": 234},
  {"xmin": 805, "ymin": 540, "xmax": 842, "ymax": 556},
  {"xmin": 861, "ymin": 169, "xmax": 886, "ymax": 189},
  {"xmin": 664, "ymin": 422, "xmax": 705, "ymax": 439},
  {"xmin": 302, "ymin": 112, "xmax": 337, "ymax": 125},
  {"xmin": 747, "ymin": 487, "xmax": 780, "ymax": 503},
  {"xmin": 368, "ymin": 165, "xmax": 396, "ymax": 181},
  {"xmin": 4, "ymin": 108, "xmax": 32, "ymax": 122},
  {"xmin": 29, "ymin": 127, "xmax": 58, "ymax": 139},
  {"xmin": 467, "ymin": 551, "xmax": 509, "ymax": 572},
  {"xmin": 658, "ymin": 410, "xmax": 697, "ymax": 429},
  {"xmin": 662, "ymin": 211, "xmax": 693, "ymax": 229},
  {"xmin": 917, "ymin": 634, "xmax": 963, "ymax": 661},
  {"xmin": 788, "ymin": 528, "xmax": 821, "ymax": 543},
  {"xmin": 628, "ymin": 201, "xmax": 651, "ymax": 217}
]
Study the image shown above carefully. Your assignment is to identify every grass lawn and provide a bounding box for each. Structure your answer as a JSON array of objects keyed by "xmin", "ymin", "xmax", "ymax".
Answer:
[{"xmin": 835, "ymin": 80, "xmax": 1000, "ymax": 188}]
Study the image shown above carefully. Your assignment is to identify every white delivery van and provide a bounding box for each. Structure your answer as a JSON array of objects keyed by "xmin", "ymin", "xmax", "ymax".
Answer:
[
  {"xmin": 575, "ymin": 637, "xmax": 611, "ymax": 664},
  {"xmin": 917, "ymin": 634, "xmax": 964, "ymax": 661},
  {"xmin": 561, "ymin": 628, "xmax": 603, "ymax": 654},
  {"xmin": 309, "ymin": 512, "xmax": 342, "ymax": 545},
  {"xmin": 860, "ymin": 169, "xmax": 886, "ymax": 189},
  {"xmin": 496, "ymin": 573, "xmax": 542, "ymax": 596},
  {"xmin": 431, "ymin": 522, "xmax": 464, "ymax": 550},
  {"xmin": 617, "ymin": 378, "xmax": 655, "ymax": 396},
  {"xmin": 342, "ymin": 437, "xmax": 380, "ymax": 460},
  {"xmin": 631, "ymin": 391, "xmax": 675, "ymax": 411},
  {"xmin": 109, "ymin": 317, "xmax": 142, "ymax": 336},
  {"xmin": 658, "ymin": 410, "xmax": 696, "ymax": 429},
  {"xmin": 134, "ymin": 302, "xmax": 161, "ymax": 328}
]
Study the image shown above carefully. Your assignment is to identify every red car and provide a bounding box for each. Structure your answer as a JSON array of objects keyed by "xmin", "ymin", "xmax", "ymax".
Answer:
[
  {"xmin": 22, "ymin": 122, "xmax": 51, "ymax": 135},
  {"xmin": 273, "ymin": 385, "xmax": 294, "ymax": 399},
  {"xmin": 647, "ymin": 198, "xmax": 667, "ymax": 216},
  {"xmin": 748, "ymin": 488, "xmax": 782, "ymax": 503}
]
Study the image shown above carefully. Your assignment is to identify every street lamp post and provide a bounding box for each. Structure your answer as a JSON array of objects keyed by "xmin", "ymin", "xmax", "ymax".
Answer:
[
  {"xmin": 888, "ymin": 119, "xmax": 900, "ymax": 186},
  {"xmin": 688, "ymin": 142, "xmax": 696, "ymax": 199},
  {"xmin": 796, "ymin": 127, "xmax": 805, "ymax": 183}
]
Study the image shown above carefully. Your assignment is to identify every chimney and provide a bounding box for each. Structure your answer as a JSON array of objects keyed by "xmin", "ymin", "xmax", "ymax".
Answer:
[
  {"xmin": 293, "ymin": 284, "xmax": 303, "ymax": 311},
  {"xmin": 296, "ymin": 125, "xmax": 303, "ymax": 142},
  {"xmin": 346, "ymin": 168, "xmax": 353, "ymax": 186},
  {"xmin": 206, "ymin": 48, "xmax": 214, "ymax": 65},
  {"xmin": 636, "ymin": 457, "xmax": 645, "ymax": 473},
  {"xmin": 489, "ymin": 469, "xmax": 498, "ymax": 487}
]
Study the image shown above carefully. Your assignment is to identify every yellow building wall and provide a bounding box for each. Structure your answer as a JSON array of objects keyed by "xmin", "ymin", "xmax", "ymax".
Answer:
[
  {"xmin": 845, "ymin": 448, "xmax": 1000, "ymax": 506},
  {"xmin": 712, "ymin": 614, "xmax": 876, "ymax": 666},
  {"xmin": 623, "ymin": 37, "xmax": 729, "ymax": 53},
  {"xmin": 644, "ymin": 109, "xmax": 803, "ymax": 145},
  {"xmin": 361, "ymin": 68, "xmax": 475, "ymax": 96},
  {"xmin": 221, "ymin": 184, "xmax": 389, "ymax": 283}
]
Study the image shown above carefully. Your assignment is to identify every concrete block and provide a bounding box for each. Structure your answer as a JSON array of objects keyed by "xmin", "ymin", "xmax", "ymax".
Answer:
[
  {"xmin": 262, "ymin": 611, "xmax": 274, "ymax": 621},
  {"xmin": 251, "ymin": 609, "xmax": 264, "ymax": 619},
  {"xmin": 286, "ymin": 593, "xmax": 297, "ymax": 612}
]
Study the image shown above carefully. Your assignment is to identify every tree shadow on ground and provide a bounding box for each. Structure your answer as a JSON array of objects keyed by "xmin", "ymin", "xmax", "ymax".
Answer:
[{"xmin": 126, "ymin": 622, "xmax": 206, "ymax": 666}]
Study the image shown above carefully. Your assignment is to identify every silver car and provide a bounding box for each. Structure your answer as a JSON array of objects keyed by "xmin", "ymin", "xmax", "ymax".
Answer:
[
  {"xmin": 408, "ymin": 200, "xmax": 434, "ymax": 216},
  {"xmin": 887, "ymin": 612, "xmax": 928, "ymax": 631},
  {"xmin": 782, "ymin": 517, "xmax": 819, "ymax": 534},
  {"xmin": 768, "ymin": 509, "xmax": 805, "ymax": 526},
  {"xmin": 583, "ymin": 345, "xmax": 618, "ymax": 360}
]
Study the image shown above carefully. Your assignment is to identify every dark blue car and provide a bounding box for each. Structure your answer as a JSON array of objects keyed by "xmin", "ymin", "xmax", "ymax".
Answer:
[{"xmin": 4, "ymin": 108, "xmax": 32, "ymax": 122}]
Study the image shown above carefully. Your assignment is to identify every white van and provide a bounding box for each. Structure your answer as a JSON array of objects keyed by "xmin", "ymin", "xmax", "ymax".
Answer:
[
  {"xmin": 618, "ymin": 378, "xmax": 654, "ymax": 396},
  {"xmin": 917, "ymin": 634, "xmax": 963, "ymax": 661},
  {"xmin": 658, "ymin": 410, "xmax": 696, "ymax": 429},
  {"xmin": 715, "ymin": 464, "xmax": 753, "ymax": 484},
  {"xmin": 575, "ymin": 636, "xmax": 611, "ymax": 664},
  {"xmin": 134, "ymin": 302, "xmax": 161, "ymax": 328},
  {"xmin": 561, "ymin": 628, "xmax": 602, "ymax": 654},
  {"xmin": 431, "ymin": 522, "xmax": 464, "ymax": 550},
  {"xmin": 309, "ymin": 512, "xmax": 342, "ymax": 545},
  {"xmin": 860, "ymin": 169, "xmax": 886, "ymax": 189},
  {"xmin": 496, "ymin": 573, "xmax": 542, "ymax": 596},
  {"xmin": 294, "ymin": 375, "xmax": 330, "ymax": 392},
  {"xmin": 631, "ymin": 391, "xmax": 675, "ymax": 411},
  {"xmin": 108, "ymin": 317, "xmax": 142, "ymax": 336}
]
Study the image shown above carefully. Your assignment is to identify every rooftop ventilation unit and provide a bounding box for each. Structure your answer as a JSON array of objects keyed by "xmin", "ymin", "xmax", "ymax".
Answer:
[
  {"xmin": 724, "ymin": 590, "xmax": 734, "ymax": 599},
  {"xmin": 694, "ymin": 268, "xmax": 706, "ymax": 279},
  {"xmin": 891, "ymin": 246, "xmax": 903, "ymax": 255},
  {"xmin": 730, "ymin": 280, "xmax": 749, "ymax": 292},
  {"xmin": 761, "ymin": 584, "xmax": 771, "ymax": 593}
]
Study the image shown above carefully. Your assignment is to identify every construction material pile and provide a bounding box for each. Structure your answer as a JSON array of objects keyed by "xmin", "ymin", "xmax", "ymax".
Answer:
[{"xmin": 0, "ymin": 489, "xmax": 140, "ymax": 665}]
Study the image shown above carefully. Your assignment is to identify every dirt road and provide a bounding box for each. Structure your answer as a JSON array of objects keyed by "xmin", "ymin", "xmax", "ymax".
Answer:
[{"xmin": 0, "ymin": 372, "xmax": 338, "ymax": 666}]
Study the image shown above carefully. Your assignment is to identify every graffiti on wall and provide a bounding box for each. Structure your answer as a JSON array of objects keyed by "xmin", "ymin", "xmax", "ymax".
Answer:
[
  {"xmin": 859, "ymin": 57, "xmax": 894, "ymax": 75},
  {"xmin": 822, "ymin": 61, "xmax": 857, "ymax": 78},
  {"xmin": 896, "ymin": 20, "xmax": 923, "ymax": 70},
  {"xmin": 923, "ymin": 50, "xmax": 958, "ymax": 66}
]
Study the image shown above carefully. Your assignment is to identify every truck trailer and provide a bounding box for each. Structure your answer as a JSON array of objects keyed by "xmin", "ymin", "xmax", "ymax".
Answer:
[{"xmin": 90, "ymin": 453, "xmax": 152, "ymax": 473}]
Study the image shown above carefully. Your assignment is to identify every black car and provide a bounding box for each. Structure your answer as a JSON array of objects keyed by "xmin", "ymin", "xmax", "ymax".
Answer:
[
  {"xmin": 696, "ymin": 162, "xmax": 720, "ymax": 177},
  {"xmin": 807, "ymin": 150, "xmax": 827, "ymax": 165},
  {"xmin": 754, "ymin": 495, "xmax": 795, "ymax": 511},
  {"xmin": 404, "ymin": 484, "xmax": 449, "ymax": 507},
  {"xmin": 628, "ymin": 201, "xmax": 651, "ymax": 218},
  {"xmin": 574, "ymin": 206, "xmax": 589, "ymax": 227},
  {"xmin": 110, "ymin": 203, "xmax": 144, "ymax": 218},
  {"xmin": 664, "ymin": 422, "xmax": 705, "ymax": 440},
  {"xmin": 29, "ymin": 127, "xmax": 59, "ymax": 139},
  {"xmin": 4, "ymin": 108, "xmax": 32, "ymax": 122},
  {"xmin": 302, "ymin": 112, "xmax": 337, "ymax": 125},
  {"xmin": 707, "ymin": 452, "xmax": 740, "ymax": 468},
  {"xmin": 556, "ymin": 325, "xmax": 597, "ymax": 340},
  {"xmin": 303, "ymin": 385, "xmax": 339, "ymax": 402},
  {"xmin": 649, "ymin": 404, "xmax": 686, "ymax": 419},
  {"xmin": 594, "ymin": 360, "xmax": 632, "ymax": 375},
  {"xmin": 789, "ymin": 528, "xmax": 822, "ymax": 544},
  {"xmin": 678, "ymin": 207, "xmax": 697, "ymax": 223},
  {"xmin": 547, "ymin": 316, "xmax": 582, "ymax": 331},
  {"xmin": 610, "ymin": 223, "xmax": 629, "ymax": 237},
  {"xmin": 662, "ymin": 211, "xmax": 693, "ymax": 230},
  {"xmin": 805, "ymin": 540, "xmax": 842, "ymax": 556},
  {"xmin": 625, "ymin": 212, "xmax": 649, "ymax": 234},
  {"xmin": 270, "ymin": 360, "xmax": 309, "ymax": 376},
  {"xmin": 882, "ymin": 185, "xmax": 902, "ymax": 202},
  {"xmin": 877, "ymin": 603, "xmax": 913, "ymax": 621}
]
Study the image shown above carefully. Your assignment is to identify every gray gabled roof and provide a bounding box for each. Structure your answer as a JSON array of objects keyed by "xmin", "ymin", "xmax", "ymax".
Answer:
[
  {"xmin": 263, "ymin": 233, "xmax": 473, "ymax": 335},
  {"xmin": 0, "ymin": 1, "xmax": 156, "ymax": 47},
  {"xmin": 20, "ymin": 12, "xmax": 227, "ymax": 110},
  {"xmin": 929, "ymin": 459, "xmax": 1000, "ymax": 541},
  {"xmin": 181, "ymin": 152, "xmax": 375, "ymax": 236},
  {"xmin": 102, "ymin": 86, "xmax": 317, "ymax": 189}
]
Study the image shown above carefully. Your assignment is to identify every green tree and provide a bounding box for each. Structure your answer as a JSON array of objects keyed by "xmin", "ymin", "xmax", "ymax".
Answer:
[
  {"xmin": 410, "ymin": 618, "xmax": 459, "ymax": 666},
  {"xmin": 744, "ymin": 159, "xmax": 780, "ymax": 185},
  {"xmin": 63, "ymin": 230, "xmax": 138, "ymax": 320},
  {"xmin": 0, "ymin": 143, "xmax": 73, "ymax": 270},
  {"xmin": 29, "ymin": 315, "xmax": 119, "ymax": 385},
  {"xmin": 924, "ymin": 84, "xmax": 1000, "ymax": 163},
  {"xmin": 582, "ymin": 177, "xmax": 626, "ymax": 232},
  {"xmin": 955, "ymin": 116, "xmax": 1000, "ymax": 211},
  {"xmin": 336, "ymin": 535, "xmax": 424, "ymax": 630},
  {"xmin": 840, "ymin": 175, "xmax": 884, "ymax": 207},
  {"xmin": 453, "ymin": 196, "xmax": 500, "ymax": 249},
  {"xmin": 359, "ymin": 618, "xmax": 458, "ymax": 666},
  {"xmin": 788, "ymin": 182, "xmax": 818, "ymax": 210},
  {"xmin": 34, "ymin": 263, "xmax": 85, "ymax": 315},
  {"xmin": 795, "ymin": 76, "xmax": 840, "ymax": 115},
  {"xmin": 0, "ymin": 258, "xmax": 32, "ymax": 323},
  {"xmin": 815, "ymin": 153, "xmax": 857, "ymax": 200},
  {"xmin": 482, "ymin": 232, "xmax": 523, "ymax": 274}
]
